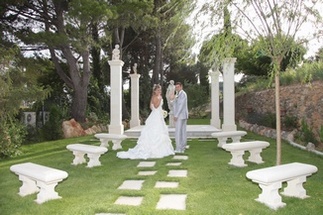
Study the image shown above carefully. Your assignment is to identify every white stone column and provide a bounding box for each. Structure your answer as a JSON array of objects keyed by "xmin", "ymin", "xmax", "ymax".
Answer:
[
  {"xmin": 108, "ymin": 45, "xmax": 124, "ymax": 134},
  {"xmin": 209, "ymin": 69, "xmax": 221, "ymax": 128},
  {"xmin": 222, "ymin": 58, "xmax": 237, "ymax": 131},
  {"xmin": 130, "ymin": 73, "xmax": 141, "ymax": 128}
]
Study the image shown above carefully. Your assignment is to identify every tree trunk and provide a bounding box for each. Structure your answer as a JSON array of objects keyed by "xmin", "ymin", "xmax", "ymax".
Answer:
[
  {"xmin": 71, "ymin": 86, "xmax": 88, "ymax": 122},
  {"xmin": 275, "ymin": 72, "xmax": 281, "ymax": 165},
  {"xmin": 274, "ymin": 58, "xmax": 282, "ymax": 165},
  {"xmin": 152, "ymin": 26, "xmax": 162, "ymax": 84},
  {"xmin": 91, "ymin": 23, "xmax": 103, "ymax": 91}
]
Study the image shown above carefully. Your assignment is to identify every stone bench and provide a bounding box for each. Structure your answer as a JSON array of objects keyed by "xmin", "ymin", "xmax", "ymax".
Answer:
[
  {"xmin": 246, "ymin": 162, "xmax": 318, "ymax": 210},
  {"xmin": 94, "ymin": 133, "xmax": 127, "ymax": 150},
  {"xmin": 10, "ymin": 162, "xmax": 68, "ymax": 204},
  {"xmin": 222, "ymin": 141, "xmax": 270, "ymax": 167},
  {"xmin": 66, "ymin": 143, "xmax": 108, "ymax": 168},
  {"xmin": 211, "ymin": 130, "xmax": 247, "ymax": 147}
]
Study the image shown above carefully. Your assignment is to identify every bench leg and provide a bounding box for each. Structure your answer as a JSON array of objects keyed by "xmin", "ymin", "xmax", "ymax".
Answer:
[
  {"xmin": 99, "ymin": 139, "xmax": 110, "ymax": 148},
  {"xmin": 282, "ymin": 176, "xmax": 308, "ymax": 199},
  {"xmin": 18, "ymin": 175, "xmax": 39, "ymax": 196},
  {"xmin": 87, "ymin": 153, "xmax": 102, "ymax": 168},
  {"xmin": 248, "ymin": 148, "xmax": 264, "ymax": 164},
  {"xmin": 228, "ymin": 150, "xmax": 247, "ymax": 167},
  {"xmin": 35, "ymin": 181, "xmax": 61, "ymax": 204},
  {"xmin": 112, "ymin": 140, "xmax": 122, "ymax": 150},
  {"xmin": 231, "ymin": 136, "xmax": 242, "ymax": 143},
  {"xmin": 217, "ymin": 137, "xmax": 228, "ymax": 148},
  {"xmin": 72, "ymin": 151, "xmax": 86, "ymax": 165},
  {"xmin": 256, "ymin": 182, "xmax": 286, "ymax": 210}
]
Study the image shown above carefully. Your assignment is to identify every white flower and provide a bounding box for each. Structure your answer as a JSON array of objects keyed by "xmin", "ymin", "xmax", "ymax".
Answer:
[{"xmin": 162, "ymin": 110, "xmax": 168, "ymax": 118}]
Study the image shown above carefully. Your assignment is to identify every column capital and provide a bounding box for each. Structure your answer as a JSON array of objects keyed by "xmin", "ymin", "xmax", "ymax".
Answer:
[
  {"xmin": 108, "ymin": 60, "xmax": 124, "ymax": 67},
  {"xmin": 130, "ymin": 73, "xmax": 141, "ymax": 78},
  {"xmin": 223, "ymin": 57, "xmax": 237, "ymax": 64},
  {"xmin": 208, "ymin": 70, "xmax": 220, "ymax": 78}
]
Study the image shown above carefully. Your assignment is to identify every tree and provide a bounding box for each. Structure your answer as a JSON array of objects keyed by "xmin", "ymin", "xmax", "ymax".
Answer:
[
  {"xmin": 198, "ymin": 0, "xmax": 322, "ymax": 165},
  {"xmin": 236, "ymin": 36, "xmax": 307, "ymax": 76},
  {"xmin": 0, "ymin": 0, "xmax": 117, "ymax": 123},
  {"xmin": 0, "ymin": 45, "xmax": 49, "ymax": 157},
  {"xmin": 150, "ymin": 0, "xmax": 196, "ymax": 84},
  {"xmin": 105, "ymin": 1, "xmax": 155, "ymax": 120}
]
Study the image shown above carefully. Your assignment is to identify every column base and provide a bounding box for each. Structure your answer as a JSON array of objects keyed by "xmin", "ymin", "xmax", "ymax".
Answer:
[
  {"xmin": 221, "ymin": 124, "xmax": 237, "ymax": 132},
  {"xmin": 130, "ymin": 119, "xmax": 141, "ymax": 128},
  {"xmin": 108, "ymin": 124, "xmax": 124, "ymax": 135}
]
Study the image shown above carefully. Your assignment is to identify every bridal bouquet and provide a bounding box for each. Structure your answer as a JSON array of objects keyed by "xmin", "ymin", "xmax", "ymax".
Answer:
[{"xmin": 162, "ymin": 110, "xmax": 168, "ymax": 118}]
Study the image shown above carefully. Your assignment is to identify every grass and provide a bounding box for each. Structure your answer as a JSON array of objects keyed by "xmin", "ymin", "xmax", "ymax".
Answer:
[{"xmin": 0, "ymin": 123, "xmax": 322, "ymax": 215}]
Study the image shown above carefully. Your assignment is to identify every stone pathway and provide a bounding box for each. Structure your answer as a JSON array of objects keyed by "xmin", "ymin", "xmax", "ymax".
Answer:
[
  {"xmin": 156, "ymin": 194, "xmax": 187, "ymax": 210},
  {"xmin": 98, "ymin": 148, "xmax": 189, "ymax": 214},
  {"xmin": 117, "ymin": 180, "xmax": 145, "ymax": 190}
]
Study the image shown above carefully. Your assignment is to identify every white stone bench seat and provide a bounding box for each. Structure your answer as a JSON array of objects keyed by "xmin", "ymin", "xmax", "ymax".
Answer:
[
  {"xmin": 10, "ymin": 162, "xmax": 68, "ymax": 204},
  {"xmin": 94, "ymin": 133, "xmax": 127, "ymax": 150},
  {"xmin": 246, "ymin": 162, "xmax": 318, "ymax": 210},
  {"xmin": 211, "ymin": 130, "xmax": 247, "ymax": 147},
  {"xmin": 222, "ymin": 141, "xmax": 270, "ymax": 167},
  {"xmin": 66, "ymin": 143, "xmax": 108, "ymax": 168}
]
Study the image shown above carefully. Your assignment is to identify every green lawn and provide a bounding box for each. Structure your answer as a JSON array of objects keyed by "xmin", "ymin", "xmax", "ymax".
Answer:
[{"xmin": 0, "ymin": 129, "xmax": 322, "ymax": 215}]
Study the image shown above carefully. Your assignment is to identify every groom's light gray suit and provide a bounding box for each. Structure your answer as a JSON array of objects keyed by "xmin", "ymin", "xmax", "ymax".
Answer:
[{"xmin": 173, "ymin": 90, "xmax": 188, "ymax": 152}]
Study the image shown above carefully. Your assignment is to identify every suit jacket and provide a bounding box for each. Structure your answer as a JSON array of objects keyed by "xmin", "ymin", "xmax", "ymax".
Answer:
[{"xmin": 173, "ymin": 90, "xmax": 188, "ymax": 120}]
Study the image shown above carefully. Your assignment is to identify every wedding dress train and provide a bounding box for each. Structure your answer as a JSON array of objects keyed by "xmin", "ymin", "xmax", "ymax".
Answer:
[{"xmin": 117, "ymin": 100, "xmax": 174, "ymax": 159}]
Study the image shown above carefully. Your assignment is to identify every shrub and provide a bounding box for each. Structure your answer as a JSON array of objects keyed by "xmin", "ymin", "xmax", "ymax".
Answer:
[
  {"xmin": 283, "ymin": 115, "xmax": 298, "ymax": 131},
  {"xmin": 298, "ymin": 119, "xmax": 318, "ymax": 146},
  {"xmin": 246, "ymin": 112, "xmax": 276, "ymax": 129},
  {"xmin": 38, "ymin": 105, "xmax": 64, "ymax": 141},
  {"xmin": 319, "ymin": 125, "xmax": 323, "ymax": 143},
  {"xmin": 0, "ymin": 120, "xmax": 26, "ymax": 158},
  {"xmin": 184, "ymin": 82, "xmax": 209, "ymax": 110}
]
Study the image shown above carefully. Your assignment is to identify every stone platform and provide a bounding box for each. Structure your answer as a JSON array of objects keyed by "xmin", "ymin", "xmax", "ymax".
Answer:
[{"xmin": 124, "ymin": 125, "xmax": 221, "ymax": 139}]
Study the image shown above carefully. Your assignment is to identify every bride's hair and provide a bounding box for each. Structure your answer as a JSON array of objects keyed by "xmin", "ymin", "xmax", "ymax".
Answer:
[{"xmin": 152, "ymin": 84, "xmax": 161, "ymax": 93}]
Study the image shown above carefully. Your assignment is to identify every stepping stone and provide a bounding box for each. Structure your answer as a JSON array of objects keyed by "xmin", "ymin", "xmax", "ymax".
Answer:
[
  {"xmin": 186, "ymin": 145, "xmax": 190, "ymax": 149},
  {"xmin": 156, "ymin": 194, "xmax": 187, "ymax": 210},
  {"xmin": 155, "ymin": 181, "xmax": 179, "ymax": 188},
  {"xmin": 118, "ymin": 180, "xmax": 145, "ymax": 190},
  {"xmin": 173, "ymin": 155, "xmax": 188, "ymax": 160},
  {"xmin": 167, "ymin": 170, "xmax": 188, "ymax": 177},
  {"xmin": 138, "ymin": 170, "xmax": 157, "ymax": 176},
  {"xmin": 114, "ymin": 196, "xmax": 143, "ymax": 206},
  {"xmin": 137, "ymin": 161, "xmax": 156, "ymax": 167},
  {"xmin": 166, "ymin": 162, "xmax": 182, "ymax": 166}
]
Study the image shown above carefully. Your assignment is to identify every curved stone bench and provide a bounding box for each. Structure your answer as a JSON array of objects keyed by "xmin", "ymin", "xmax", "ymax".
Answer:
[
  {"xmin": 222, "ymin": 141, "xmax": 270, "ymax": 167},
  {"xmin": 211, "ymin": 130, "xmax": 247, "ymax": 147},
  {"xmin": 94, "ymin": 133, "xmax": 127, "ymax": 150},
  {"xmin": 66, "ymin": 143, "xmax": 108, "ymax": 168},
  {"xmin": 246, "ymin": 162, "xmax": 318, "ymax": 210},
  {"xmin": 10, "ymin": 162, "xmax": 68, "ymax": 204}
]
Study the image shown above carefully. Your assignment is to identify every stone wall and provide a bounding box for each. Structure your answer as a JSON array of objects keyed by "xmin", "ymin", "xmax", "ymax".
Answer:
[{"xmin": 235, "ymin": 80, "xmax": 323, "ymax": 139}]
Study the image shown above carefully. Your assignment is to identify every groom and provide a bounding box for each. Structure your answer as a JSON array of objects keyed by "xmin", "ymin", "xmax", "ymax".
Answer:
[{"xmin": 173, "ymin": 82, "xmax": 188, "ymax": 153}]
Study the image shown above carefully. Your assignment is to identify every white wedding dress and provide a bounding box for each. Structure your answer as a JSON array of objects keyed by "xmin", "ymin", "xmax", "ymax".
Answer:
[{"xmin": 117, "ymin": 100, "xmax": 174, "ymax": 159}]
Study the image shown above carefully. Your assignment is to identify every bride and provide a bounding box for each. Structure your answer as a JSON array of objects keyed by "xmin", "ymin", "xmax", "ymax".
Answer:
[{"xmin": 117, "ymin": 84, "xmax": 175, "ymax": 159}]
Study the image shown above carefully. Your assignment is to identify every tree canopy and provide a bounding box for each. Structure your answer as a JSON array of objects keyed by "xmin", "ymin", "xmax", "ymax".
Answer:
[{"xmin": 197, "ymin": 0, "xmax": 322, "ymax": 165}]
